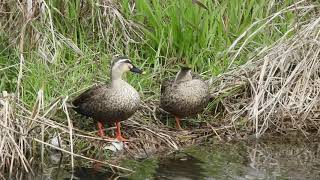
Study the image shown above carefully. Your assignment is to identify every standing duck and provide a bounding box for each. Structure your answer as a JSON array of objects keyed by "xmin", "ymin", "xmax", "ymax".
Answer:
[
  {"xmin": 72, "ymin": 56, "xmax": 143, "ymax": 141},
  {"xmin": 160, "ymin": 66, "xmax": 210, "ymax": 129}
]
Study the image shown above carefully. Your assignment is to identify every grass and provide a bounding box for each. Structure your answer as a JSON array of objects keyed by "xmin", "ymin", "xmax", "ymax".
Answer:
[
  {"xmin": 1, "ymin": 0, "xmax": 301, "ymax": 105},
  {"xmin": 0, "ymin": 0, "xmax": 319, "ymax": 174}
]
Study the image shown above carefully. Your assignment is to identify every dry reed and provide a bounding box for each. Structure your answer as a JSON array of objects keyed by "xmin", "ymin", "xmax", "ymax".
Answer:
[{"xmin": 212, "ymin": 8, "xmax": 320, "ymax": 137}]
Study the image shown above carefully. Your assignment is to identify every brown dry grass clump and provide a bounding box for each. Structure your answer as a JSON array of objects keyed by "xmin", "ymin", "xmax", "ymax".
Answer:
[
  {"xmin": 0, "ymin": 90, "xmax": 135, "ymax": 174},
  {"xmin": 212, "ymin": 12, "xmax": 320, "ymax": 137},
  {"xmin": 0, "ymin": 92, "xmax": 32, "ymax": 174}
]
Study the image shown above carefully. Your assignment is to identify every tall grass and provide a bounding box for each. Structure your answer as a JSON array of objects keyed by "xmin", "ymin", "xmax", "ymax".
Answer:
[
  {"xmin": 124, "ymin": 0, "xmax": 298, "ymax": 73},
  {"xmin": 0, "ymin": 0, "xmax": 300, "ymax": 105}
]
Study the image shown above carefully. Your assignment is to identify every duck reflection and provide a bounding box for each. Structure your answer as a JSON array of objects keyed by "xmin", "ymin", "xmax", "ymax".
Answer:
[
  {"xmin": 66, "ymin": 166, "xmax": 129, "ymax": 180},
  {"xmin": 154, "ymin": 152, "xmax": 205, "ymax": 180}
]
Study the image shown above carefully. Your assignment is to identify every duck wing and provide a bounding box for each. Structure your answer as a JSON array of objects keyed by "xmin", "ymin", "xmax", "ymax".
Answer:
[
  {"xmin": 192, "ymin": 73, "xmax": 213, "ymax": 86},
  {"xmin": 72, "ymin": 84, "xmax": 106, "ymax": 107},
  {"xmin": 160, "ymin": 79, "xmax": 174, "ymax": 94},
  {"xmin": 192, "ymin": 73, "xmax": 204, "ymax": 80}
]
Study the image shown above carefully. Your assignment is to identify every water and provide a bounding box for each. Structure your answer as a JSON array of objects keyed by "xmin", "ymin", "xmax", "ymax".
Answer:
[
  {"xmin": 123, "ymin": 136, "xmax": 320, "ymax": 180},
  {"xmin": 12, "ymin": 136, "xmax": 320, "ymax": 180}
]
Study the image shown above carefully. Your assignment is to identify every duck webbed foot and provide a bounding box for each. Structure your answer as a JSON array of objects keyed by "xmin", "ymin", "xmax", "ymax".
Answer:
[{"xmin": 97, "ymin": 121, "xmax": 129, "ymax": 142}]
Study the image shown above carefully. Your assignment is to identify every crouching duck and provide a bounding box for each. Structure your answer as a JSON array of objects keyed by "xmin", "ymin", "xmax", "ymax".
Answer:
[
  {"xmin": 160, "ymin": 66, "xmax": 210, "ymax": 129},
  {"xmin": 72, "ymin": 56, "xmax": 144, "ymax": 141}
]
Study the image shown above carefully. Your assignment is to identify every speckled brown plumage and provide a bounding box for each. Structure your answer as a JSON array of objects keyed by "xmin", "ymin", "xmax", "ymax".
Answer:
[
  {"xmin": 72, "ymin": 81, "xmax": 140, "ymax": 124},
  {"xmin": 160, "ymin": 69, "xmax": 210, "ymax": 119},
  {"xmin": 72, "ymin": 56, "xmax": 143, "ymax": 141}
]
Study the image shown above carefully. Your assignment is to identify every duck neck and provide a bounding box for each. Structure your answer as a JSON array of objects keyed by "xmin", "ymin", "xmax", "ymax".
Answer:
[
  {"xmin": 111, "ymin": 69, "xmax": 125, "ymax": 87},
  {"xmin": 111, "ymin": 68, "xmax": 124, "ymax": 80},
  {"xmin": 174, "ymin": 70, "xmax": 192, "ymax": 83}
]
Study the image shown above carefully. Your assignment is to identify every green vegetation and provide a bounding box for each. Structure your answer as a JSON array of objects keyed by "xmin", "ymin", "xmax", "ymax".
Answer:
[
  {"xmin": 1, "ymin": 0, "xmax": 298, "ymax": 106},
  {"xmin": 1, "ymin": 0, "xmax": 318, "ymax": 174}
]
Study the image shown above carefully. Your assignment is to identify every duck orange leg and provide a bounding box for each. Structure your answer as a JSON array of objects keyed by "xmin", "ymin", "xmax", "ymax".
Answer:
[
  {"xmin": 115, "ymin": 121, "xmax": 128, "ymax": 142},
  {"xmin": 175, "ymin": 117, "xmax": 183, "ymax": 130},
  {"xmin": 97, "ymin": 121, "xmax": 105, "ymax": 137},
  {"xmin": 97, "ymin": 121, "xmax": 113, "ymax": 141}
]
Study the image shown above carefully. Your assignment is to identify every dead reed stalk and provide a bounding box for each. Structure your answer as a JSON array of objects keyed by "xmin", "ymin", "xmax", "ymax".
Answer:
[
  {"xmin": 0, "ymin": 90, "xmax": 135, "ymax": 174},
  {"xmin": 212, "ymin": 9, "xmax": 320, "ymax": 137}
]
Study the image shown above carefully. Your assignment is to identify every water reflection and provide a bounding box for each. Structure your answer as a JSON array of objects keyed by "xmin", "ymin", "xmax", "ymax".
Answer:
[
  {"xmin": 183, "ymin": 137, "xmax": 320, "ymax": 179},
  {"xmin": 154, "ymin": 152, "xmax": 205, "ymax": 180},
  {"xmin": 9, "ymin": 136, "xmax": 320, "ymax": 180},
  {"xmin": 67, "ymin": 167, "xmax": 128, "ymax": 180},
  {"xmin": 12, "ymin": 163, "xmax": 128, "ymax": 180},
  {"xmin": 241, "ymin": 139, "xmax": 320, "ymax": 179},
  {"xmin": 127, "ymin": 136, "xmax": 320, "ymax": 179}
]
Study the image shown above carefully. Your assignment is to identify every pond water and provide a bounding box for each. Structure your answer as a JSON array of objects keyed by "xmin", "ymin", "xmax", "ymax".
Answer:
[{"xmin": 14, "ymin": 136, "xmax": 320, "ymax": 180}]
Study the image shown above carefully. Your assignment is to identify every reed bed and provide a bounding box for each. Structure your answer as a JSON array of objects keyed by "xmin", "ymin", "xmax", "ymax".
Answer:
[{"xmin": 213, "ymin": 9, "xmax": 320, "ymax": 137}]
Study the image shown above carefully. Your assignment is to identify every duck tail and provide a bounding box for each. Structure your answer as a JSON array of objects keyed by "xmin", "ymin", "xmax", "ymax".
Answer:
[
  {"xmin": 60, "ymin": 96, "xmax": 78, "ymax": 110},
  {"xmin": 206, "ymin": 77, "xmax": 213, "ymax": 86},
  {"xmin": 66, "ymin": 101, "xmax": 77, "ymax": 109}
]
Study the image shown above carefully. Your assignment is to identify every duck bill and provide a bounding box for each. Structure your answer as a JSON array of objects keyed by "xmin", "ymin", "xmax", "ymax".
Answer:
[{"xmin": 130, "ymin": 65, "xmax": 143, "ymax": 74}]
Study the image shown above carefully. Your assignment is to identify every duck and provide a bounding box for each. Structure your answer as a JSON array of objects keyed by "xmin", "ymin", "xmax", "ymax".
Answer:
[
  {"xmin": 160, "ymin": 66, "xmax": 210, "ymax": 129},
  {"xmin": 72, "ymin": 56, "xmax": 143, "ymax": 141}
]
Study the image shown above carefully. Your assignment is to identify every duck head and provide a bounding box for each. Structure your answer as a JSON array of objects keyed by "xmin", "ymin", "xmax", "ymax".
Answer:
[
  {"xmin": 174, "ymin": 66, "xmax": 192, "ymax": 83},
  {"xmin": 111, "ymin": 56, "xmax": 143, "ymax": 80}
]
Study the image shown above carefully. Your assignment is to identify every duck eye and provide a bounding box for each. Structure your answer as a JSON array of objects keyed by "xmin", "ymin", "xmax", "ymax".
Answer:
[{"xmin": 123, "ymin": 59, "xmax": 131, "ymax": 64}]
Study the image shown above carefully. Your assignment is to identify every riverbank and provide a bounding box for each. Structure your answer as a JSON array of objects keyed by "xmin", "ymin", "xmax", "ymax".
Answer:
[
  {"xmin": 1, "ymin": 0, "xmax": 320, "ymax": 175},
  {"xmin": 5, "ymin": 133, "xmax": 320, "ymax": 179}
]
